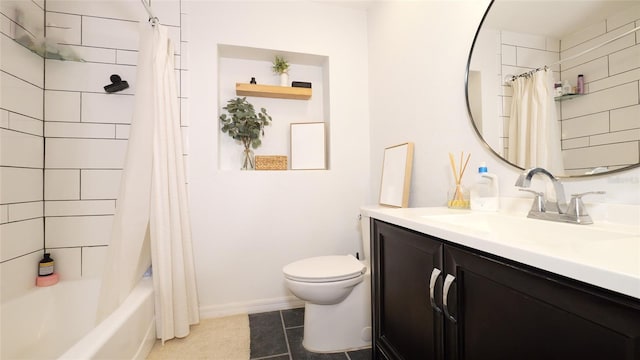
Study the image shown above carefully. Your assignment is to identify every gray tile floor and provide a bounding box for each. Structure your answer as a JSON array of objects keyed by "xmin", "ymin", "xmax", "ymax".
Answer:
[{"xmin": 249, "ymin": 308, "xmax": 372, "ymax": 360}]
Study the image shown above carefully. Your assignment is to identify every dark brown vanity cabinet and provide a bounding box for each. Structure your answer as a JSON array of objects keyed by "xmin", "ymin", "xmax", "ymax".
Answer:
[
  {"xmin": 372, "ymin": 219, "xmax": 640, "ymax": 360},
  {"xmin": 372, "ymin": 219, "xmax": 445, "ymax": 359}
]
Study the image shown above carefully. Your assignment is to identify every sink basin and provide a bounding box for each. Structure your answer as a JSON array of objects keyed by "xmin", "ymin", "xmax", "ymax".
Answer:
[
  {"xmin": 423, "ymin": 212, "xmax": 633, "ymax": 239},
  {"xmin": 420, "ymin": 212, "xmax": 639, "ymax": 266}
]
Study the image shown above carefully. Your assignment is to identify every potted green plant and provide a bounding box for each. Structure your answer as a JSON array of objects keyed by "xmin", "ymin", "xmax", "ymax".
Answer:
[
  {"xmin": 219, "ymin": 97, "xmax": 272, "ymax": 170},
  {"xmin": 272, "ymin": 55, "xmax": 290, "ymax": 86}
]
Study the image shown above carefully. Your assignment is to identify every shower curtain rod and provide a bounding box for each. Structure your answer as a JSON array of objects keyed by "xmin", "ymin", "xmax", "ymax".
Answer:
[
  {"xmin": 507, "ymin": 25, "xmax": 640, "ymax": 82},
  {"xmin": 140, "ymin": 0, "xmax": 159, "ymax": 25}
]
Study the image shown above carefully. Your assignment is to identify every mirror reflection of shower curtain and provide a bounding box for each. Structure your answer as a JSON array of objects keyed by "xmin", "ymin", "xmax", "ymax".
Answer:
[
  {"xmin": 507, "ymin": 69, "xmax": 564, "ymax": 173},
  {"xmin": 97, "ymin": 23, "xmax": 199, "ymax": 343}
]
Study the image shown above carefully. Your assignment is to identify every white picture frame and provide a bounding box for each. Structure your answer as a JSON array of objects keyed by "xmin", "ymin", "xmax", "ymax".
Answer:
[
  {"xmin": 290, "ymin": 122, "xmax": 326, "ymax": 170},
  {"xmin": 379, "ymin": 142, "xmax": 414, "ymax": 207}
]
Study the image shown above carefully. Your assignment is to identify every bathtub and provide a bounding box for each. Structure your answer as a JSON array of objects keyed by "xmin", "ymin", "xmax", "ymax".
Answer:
[{"xmin": 1, "ymin": 276, "xmax": 156, "ymax": 359}]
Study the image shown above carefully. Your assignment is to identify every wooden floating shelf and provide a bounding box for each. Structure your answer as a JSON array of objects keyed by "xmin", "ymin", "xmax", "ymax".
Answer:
[{"xmin": 236, "ymin": 83, "xmax": 312, "ymax": 100}]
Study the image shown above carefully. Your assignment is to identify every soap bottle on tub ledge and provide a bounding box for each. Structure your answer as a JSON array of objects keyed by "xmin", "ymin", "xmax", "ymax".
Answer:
[
  {"xmin": 36, "ymin": 252, "xmax": 59, "ymax": 287},
  {"xmin": 470, "ymin": 162, "xmax": 499, "ymax": 211}
]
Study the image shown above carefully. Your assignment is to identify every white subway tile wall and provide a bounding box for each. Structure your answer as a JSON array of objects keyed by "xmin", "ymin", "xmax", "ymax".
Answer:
[
  {"xmin": 45, "ymin": 122, "xmax": 117, "ymax": 139},
  {"xmin": 43, "ymin": 169, "xmax": 79, "ymax": 201},
  {"xmin": 497, "ymin": 5, "xmax": 640, "ymax": 174},
  {"xmin": 0, "ymin": 1, "xmax": 45, "ymax": 303},
  {"xmin": 45, "ymin": 216, "xmax": 113, "ymax": 248},
  {"xmin": 0, "ymin": 33, "xmax": 45, "ymax": 87},
  {"xmin": 1, "ymin": 71, "xmax": 44, "ymax": 119},
  {"xmin": 0, "ymin": 128, "xmax": 44, "ymax": 167},
  {"xmin": 611, "ymin": 105, "xmax": 640, "ymax": 131},
  {"xmin": 81, "ymin": 92, "xmax": 135, "ymax": 124},
  {"xmin": 45, "ymin": 138, "xmax": 128, "ymax": 169},
  {"xmin": 44, "ymin": 90, "xmax": 81, "ymax": 122},
  {"xmin": 44, "ymin": 200, "xmax": 116, "ymax": 217},
  {"xmin": 49, "ymin": 247, "xmax": 82, "ymax": 280},
  {"xmin": 9, "ymin": 112, "xmax": 44, "ymax": 136},
  {"xmin": 0, "ymin": 252, "xmax": 42, "ymax": 303},
  {"xmin": 558, "ymin": 6, "xmax": 640, "ymax": 174},
  {"xmin": 0, "ymin": 168, "xmax": 43, "ymax": 204},
  {"xmin": 81, "ymin": 246, "xmax": 108, "ymax": 279},
  {"xmin": 46, "ymin": 12, "xmax": 81, "ymax": 44},
  {"xmin": 1, "ymin": 0, "xmax": 187, "ymax": 302},
  {"xmin": 80, "ymin": 169, "xmax": 123, "ymax": 200},
  {"xmin": 7, "ymin": 201, "xmax": 43, "ymax": 223},
  {"xmin": 0, "ymin": 206, "xmax": 7, "ymax": 224},
  {"xmin": 0, "ymin": 218, "xmax": 44, "ymax": 262},
  {"xmin": 115, "ymin": 124, "xmax": 131, "ymax": 139}
]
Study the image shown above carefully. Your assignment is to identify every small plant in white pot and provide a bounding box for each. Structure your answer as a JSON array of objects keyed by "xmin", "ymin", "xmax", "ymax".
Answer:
[
  {"xmin": 219, "ymin": 97, "xmax": 272, "ymax": 170},
  {"xmin": 273, "ymin": 55, "xmax": 290, "ymax": 86}
]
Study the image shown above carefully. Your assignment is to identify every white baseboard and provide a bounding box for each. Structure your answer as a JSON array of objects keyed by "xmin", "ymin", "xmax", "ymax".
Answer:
[{"xmin": 199, "ymin": 296, "xmax": 305, "ymax": 319}]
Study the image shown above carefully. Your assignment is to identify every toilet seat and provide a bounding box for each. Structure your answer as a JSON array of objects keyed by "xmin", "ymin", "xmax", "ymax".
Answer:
[{"xmin": 283, "ymin": 255, "xmax": 365, "ymax": 283}]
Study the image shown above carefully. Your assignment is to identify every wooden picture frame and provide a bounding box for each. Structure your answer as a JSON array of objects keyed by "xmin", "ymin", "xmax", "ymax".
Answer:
[
  {"xmin": 379, "ymin": 142, "xmax": 414, "ymax": 207},
  {"xmin": 290, "ymin": 122, "xmax": 326, "ymax": 170}
]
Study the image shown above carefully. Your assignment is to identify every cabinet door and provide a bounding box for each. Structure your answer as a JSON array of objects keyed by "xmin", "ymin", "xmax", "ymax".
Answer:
[
  {"xmin": 444, "ymin": 245, "xmax": 640, "ymax": 360},
  {"xmin": 372, "ymin": 220, "xmax": 444, "ymax": 360}
]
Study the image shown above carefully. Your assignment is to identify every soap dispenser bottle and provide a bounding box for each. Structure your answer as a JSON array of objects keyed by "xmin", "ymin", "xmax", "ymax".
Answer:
[
  {"xmin": 36, "ymin": 251, "xmax": 59, "ymax": 287},
  {"xmin": 38, "ymin": 252, "xmax": 54, "ymax": 276},
  {"xmin": 470, "ymin": 162, "xmax": 499, "ymax": 211}
]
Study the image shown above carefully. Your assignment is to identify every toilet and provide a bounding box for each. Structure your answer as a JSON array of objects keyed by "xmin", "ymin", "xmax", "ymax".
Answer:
[{"xmin": 282, "ymin": 214, "xmax": 372, "ymax": 353}]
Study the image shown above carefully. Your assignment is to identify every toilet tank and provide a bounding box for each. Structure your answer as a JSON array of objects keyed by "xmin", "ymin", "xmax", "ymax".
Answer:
[{"xmin": 360, "ymin": 213, "xmax": 371, "ymax": 265}]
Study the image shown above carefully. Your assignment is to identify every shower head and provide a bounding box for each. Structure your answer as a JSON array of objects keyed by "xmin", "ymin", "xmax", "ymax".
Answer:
[{"xmin": 104, "ymin": 74, "xmax": 129, "ymax": 93}]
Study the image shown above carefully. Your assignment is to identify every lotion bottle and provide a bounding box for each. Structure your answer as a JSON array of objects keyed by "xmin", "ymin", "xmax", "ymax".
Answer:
[{"xmin": 470, "ymin": 162, "xmax": 499, "ymax": 211}]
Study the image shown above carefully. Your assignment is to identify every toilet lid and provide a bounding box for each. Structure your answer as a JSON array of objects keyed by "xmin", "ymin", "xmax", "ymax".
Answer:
[{"xmin": 283, "ymin": 255, "xmax": 365, "ymax": 283}]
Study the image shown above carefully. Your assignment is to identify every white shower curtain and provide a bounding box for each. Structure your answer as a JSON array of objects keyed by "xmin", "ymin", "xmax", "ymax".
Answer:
[
  {"xmin": 507, "ymin": 69, "xmax": 564, "ymax": 174},
  {"xmin": 97, "ymin": 23, "xmax": 199, "ymax": 343}
]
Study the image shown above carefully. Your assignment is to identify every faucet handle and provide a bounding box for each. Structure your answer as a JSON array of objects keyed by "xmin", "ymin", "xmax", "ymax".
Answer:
[
  {"xmin": 567, "ymin": 191, "xmax": 605, "ymax": 224},
  {"xmin": 571, "ymin": 191, "xmax": 606, "ymax": 199},
  {"xmin": 519, "ymin": 189, "xmax": 545, "ymax": 213}
]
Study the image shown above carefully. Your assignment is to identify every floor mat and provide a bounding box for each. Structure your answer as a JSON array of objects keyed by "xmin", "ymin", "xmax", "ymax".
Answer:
[{"xmin": 147, "ymin": 314, "xmax": 250, "ymax": 359}]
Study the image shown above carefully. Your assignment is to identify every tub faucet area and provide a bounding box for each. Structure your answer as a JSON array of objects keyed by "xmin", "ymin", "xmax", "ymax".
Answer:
[{"xmin": 515, "ymin": 167, "xmax": 604, "ymax": 225}]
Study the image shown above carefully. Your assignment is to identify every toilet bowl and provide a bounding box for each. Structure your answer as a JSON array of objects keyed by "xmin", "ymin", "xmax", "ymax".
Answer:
[{"xmin": 282, "ymin": 214, "xmax": 372, "ymax": 353}]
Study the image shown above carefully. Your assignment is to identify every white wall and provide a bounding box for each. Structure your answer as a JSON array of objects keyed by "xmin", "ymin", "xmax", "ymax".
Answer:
[
  {"xmin": 367, "ymin": 0, "xmax": 640, "ymax": 208},
  {"xmin": 188, "ymin": 1, "xmax": 370, "ymax": 316},
  {"xmin": 368, "ymin": 1, "xmax": 492, "ymax": 208}
]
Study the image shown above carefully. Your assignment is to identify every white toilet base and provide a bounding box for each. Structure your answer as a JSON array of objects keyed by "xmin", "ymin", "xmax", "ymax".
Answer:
[{"xmin": 302, "ymin": 273, "xmax": 372, "ymax": 353}]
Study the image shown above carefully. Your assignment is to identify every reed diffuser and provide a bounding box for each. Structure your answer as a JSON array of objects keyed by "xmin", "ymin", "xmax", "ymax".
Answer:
[{"xmin": 448, "ymin": 152, "xmax": 471, "ymax": 209}]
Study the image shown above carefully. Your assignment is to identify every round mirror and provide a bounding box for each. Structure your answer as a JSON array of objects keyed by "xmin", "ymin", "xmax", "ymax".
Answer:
[{"xmin": 466, "ymin": 0, "xmax": 640, "ymax": 177}]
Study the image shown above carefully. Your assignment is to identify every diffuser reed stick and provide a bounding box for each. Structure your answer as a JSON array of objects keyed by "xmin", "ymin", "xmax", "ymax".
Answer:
[{"xmin": 448, "ymin": 151, "xmax": 471, "ymax": 208}]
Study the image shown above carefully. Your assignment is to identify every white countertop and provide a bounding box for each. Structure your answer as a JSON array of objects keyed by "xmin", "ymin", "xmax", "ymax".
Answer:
[{"xmin": 362, "ymin": 200, "xmax": 640, "ymax": 300}]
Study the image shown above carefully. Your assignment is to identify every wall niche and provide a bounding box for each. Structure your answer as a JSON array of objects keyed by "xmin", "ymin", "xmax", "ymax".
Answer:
[{"xmin": 217, "ymin": 44, "xmax": 330, "ymax": 171}]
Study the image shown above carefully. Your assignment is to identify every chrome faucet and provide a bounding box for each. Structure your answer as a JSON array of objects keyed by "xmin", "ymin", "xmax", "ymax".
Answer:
[
  {"xmin": 515, "ymin": 167, "xmax": 604, "ymax": 225},
  {"xmin": 515, "ymin": 167, "xmax": 568, "ymax": 214}
]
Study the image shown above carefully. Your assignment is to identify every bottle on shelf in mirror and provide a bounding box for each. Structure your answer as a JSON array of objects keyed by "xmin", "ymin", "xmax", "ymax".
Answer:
[{"xmin": 577, "ymin": 74, "xmax": 584, "ymax": 94}]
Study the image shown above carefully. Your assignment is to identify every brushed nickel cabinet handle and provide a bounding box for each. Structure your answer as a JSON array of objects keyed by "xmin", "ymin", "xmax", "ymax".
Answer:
[
  {"xmin": 443, "ymin": 274, "xmax": 457, "ymax": 323},
  {"xmin": 429, "ymin": 268, "xmax": 442, "ymax": 313}
]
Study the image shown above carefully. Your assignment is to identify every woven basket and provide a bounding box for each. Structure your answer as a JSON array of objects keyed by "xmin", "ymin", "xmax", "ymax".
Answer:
[{"xmin": 255, "ymin": 155, "xmax": 287, "ymax": 170}]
